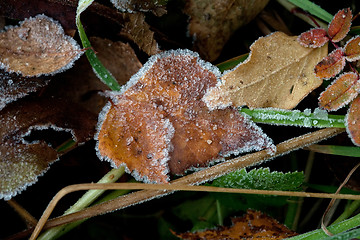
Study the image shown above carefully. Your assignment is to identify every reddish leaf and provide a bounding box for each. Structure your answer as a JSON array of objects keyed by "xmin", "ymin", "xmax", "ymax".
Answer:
[
  {"xmin": 96, "ymin": 50, "xmax": 274, "ymax": 183},
  {"xmin": 314, "ymin": 48, "xmax": 345, "ymax": 79},
  {"xmin": 344, "ymin": 36, "xmax": 360, "ymax": 62},
  {"xmin": 319, "ymin": 72, "xmax": 360, "ymax": 111},
  {"xmin": 174, "ymin": 210, "xmax": 297, "ymax": 239},
  {"xmin": 0, "ymin": 97, "xmax": 96, "ymax": 200},
  {"xmin": 328, "ymin": 8, "xmax": 352, "ymax": 42},
  {"xmin": 346, "ymin": 96, "xmax": 360, "ymax": 146},
  {"xmin": 297, "ymin": 28, "xmax": 329, "ymax": 48}
]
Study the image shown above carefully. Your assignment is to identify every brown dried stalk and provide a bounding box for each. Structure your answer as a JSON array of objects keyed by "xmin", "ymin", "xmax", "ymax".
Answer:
[{"xmin": 27, "ymin": 127, "xmax": 344, "ymax": 240}]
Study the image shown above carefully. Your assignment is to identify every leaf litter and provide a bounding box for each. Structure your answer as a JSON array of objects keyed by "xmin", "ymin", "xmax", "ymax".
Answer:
[
  {"xmin": 0, "ymin": 14, "xmax": 82, "ymax": 77},
  {"xmin": 0, "ymin": 97, "xmax": 96, "ymax": 200},
  {"xmin": 203, "ymin": 32, "xmax": 328, "ymax": 110},
  {"xmin": 96, "ymin": 49, "xmax": 275, "ymax": 183}
]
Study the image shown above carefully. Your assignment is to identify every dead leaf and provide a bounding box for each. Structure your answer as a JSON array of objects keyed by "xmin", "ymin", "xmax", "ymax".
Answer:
[
  {"xmin": 345, "ymin": 36, "xmax": 360, "ymax": 62},
  {"xmin": 96, "ymin": 50, "xmax": 274, "ymax": 183},
  {"xmin": 327, "ymin": 8, "xmax": 352, "ymax": 42},
  {"xmin": 110, "ymin": 0, "xmax": 167, "ymax": 16},
  {"xmin": 346, "ymin": 95, "xmax": 360, "ymax": 146},
  {"xmin": 0, "ymin": 97, "xmax": 97, "ymax": 200},
  {"xmin": 174, "ymin": 209, "xmax": 297, "ymax": 239},
  {"xmin": 319, "ymin": 72, "xmax": 360, "ymax": 111},
  {"xmin": 119, "ymin": 12, "xmax": 159, "ymax": 56},
  {"xmin": 314, "ymin": 48, "xmax": 346, "ymax": 80},
  {"xmin": 0, "ymin": 14, "xmax": 82, "ymax": 77},
  {"xmin": 0, "ymin": 69, "xmax": 51, "ymax": 111},
  {"xmin": 297, "ymin": 28, "xmax": 329, "ymax": 48},
  {"xmin": 203, "ymin": 32, "xmax": 328, "ymax": 110},
  {"xmin": 44, "ymin": 37, "xmax": 142, "ymax": 114},
  {"xmin": 184, "ymin": 0, "xmax": 269, "ymax": 61}
]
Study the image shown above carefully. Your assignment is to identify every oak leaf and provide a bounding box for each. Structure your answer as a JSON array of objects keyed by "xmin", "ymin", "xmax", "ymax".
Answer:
[
  {"xmin": 184, "ymin": 0, "xmax": 269, "ymax": 61},
  {"xmin": 96, "ymin": 50, "xmax": 274, "ymax": 183},
  {"xmin": 0, "ymin": 14, "xmax": 82, "ymax": 77},
  {"xmin": 314, "ymin": 48, "xmax": 345, "ymax": 80},
  {"xmin": 346, "ymin": 95, "xmax": 360, "ymax": 146},
  {"xmin": 203, "ymin": 32, "xmax": 328, "ymax": 110},
  {"xmin": 174, "ymin": 210, "xmax": 297, "ymax": 240},
  {"xmin": 0, "ymin": 97, "xmax": 96, "ymax": 200},
  {"xmin": 319, "ymin": 72, "xmax": 360, "ymax": 111},
  {"xmin": 327, "ymin": 8, "xmax": 352, "ymax": 42}
]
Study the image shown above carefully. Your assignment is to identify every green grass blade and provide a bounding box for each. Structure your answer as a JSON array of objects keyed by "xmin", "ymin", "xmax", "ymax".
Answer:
[
  {"xmin": 216, "ymin": 53, "xmax": 248, "ymax": 72},
  {"xmin": 240, "ymin": 108, "xmax": 345, "ymax": 128},
  {"xmin": 288, "ymin": 0, "xmax": 333, "ymax": 23},
  {"xmin": 307, "ymin": 145, "xmax": 360, "ymax": 157},
  {"xmin": 76, "ymin": 0, "xmax": 121, "ymax": 91}
]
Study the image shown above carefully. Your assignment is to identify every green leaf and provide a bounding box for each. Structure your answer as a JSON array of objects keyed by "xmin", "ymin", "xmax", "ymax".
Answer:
[
  {"xmin": 323, "ymin": 228, "xmax": 360, "ymax": 240},
  {"xmin": 240, "ymin": 108, "xmax": 345, "ymax": 128},
  {"xmin": 212, "ymin": 168, "xmax": 304, "ymax": 192},
  {"xmin": 307, "ymin": 145, "xmax": 360, "ymax": 158},
  {"xmin": 216, "ymin": 53, "xmax": 248, "ymax": 73},
  {"xmin": 288, "ymin": 0, "xmax": 333, "ymax": 23},
  {"xmin": 76, "ymin": 0, "xmax": 121, "ymax": 91}
]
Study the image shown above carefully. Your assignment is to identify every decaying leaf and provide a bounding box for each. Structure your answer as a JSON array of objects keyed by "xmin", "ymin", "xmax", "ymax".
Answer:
[
  {"xmin": 0, "ymin": 97, "xmax": 96, "ymax": 200},
  {"xmin": 297, "ymin": 28, "xmax": 328, "ymax": 48},
  {"xmin": 44, "ymin": 37, "xmax": 142, "ymax": 114},
  {"xmin": 110, "ymin": 0, "xmax": 166, "ymax": 16},
  {"xmin": 0, "ymin": 14, "xmax": 82, "ymax": 77},
  {"xmin": 345, "ymin": 36, "xmax": 360, "ymax": 62},
  {"xmin": 174, "ymin": 209, "xmax": 297, "ymax": 240},
  {"xmin": 346, "ymin": 95, "xmax": 360, "ymax": 146},
  {"xmin": 184, "ymin": 0, "xmax": 269, "ymax": 61},
  {"xmin": 327, "ymin": 8, "xmax": 352, "ymax": 42},
  {"xmin": 96, "ymin": 50, "xmax": 274, "ymax": 183},
  {"xmin": 0, "ymin": 69, "xmax": 50, "ymax": 111},
  {"xmin": 119, "ymin": 12, "xmax": 159, "ymax": 56},
  {"xmin": 314, "ymin": 48, "xmax": 346, "ymax": 80},
  {"xmin": 203, "ymin": 32, "xmax": 328, "ymax": 110},
  {"xmin": 319, "ymin": 72, "xmax": 360, "ymax": 111}
]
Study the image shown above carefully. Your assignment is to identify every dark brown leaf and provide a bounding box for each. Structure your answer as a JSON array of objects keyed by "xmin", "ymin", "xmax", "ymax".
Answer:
[
  {"xmin": 327, "ymin": 8, "xmax": 352, "ymax": 42},
  {"xmin": 184, "ymin": 0, "xmax": 269, "ymax": 61},
  {"xmin": 0, "ymin": 14, "xmax": 82, "ymax": 77},
  {"xmin": 174, "ymin": 210, "xmax": 297, "ymax": 240},
  {"xmin": 0, "ymin": 97, "xmax": 97, "ymax": 200},
  {"xmin": 96, "ymin": 50, "xmax": 274, "ymax": 183}
]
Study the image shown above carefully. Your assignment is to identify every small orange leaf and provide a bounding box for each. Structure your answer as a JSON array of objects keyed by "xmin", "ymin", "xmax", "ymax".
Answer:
[
  {"xmin": 346, "ymin": 95, "xmax": 360, "ymax": 146},
  {"xmin": 297, "ymin": 28, "xmax": 328, "ymax": 48},
  {"xmin": 344, "ymin": 36, "xmax": 360, "ymax": 62},
  {"xmin": 328, "ymin": 8, "xmax": 352, "ymax": 42},
  {"xmin": 319, "ymin": 72, "xmax": 360, "ymax": 111},
  {"xmin": 96, "ymin": 50, "xmax": 274, "ymax": 183},
  {"xmin": 314, "ymin": 49, "xmax": 345, "ymax": 79},
  {"xmin": 174, "ymin": 210, "xmax": 297, "ymax": 240}
]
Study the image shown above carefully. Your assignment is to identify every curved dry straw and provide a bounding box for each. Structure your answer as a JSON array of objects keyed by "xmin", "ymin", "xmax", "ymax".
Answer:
[{"xmin": 30, "ymin": 128, "xmax": 345, "ymax": 240}]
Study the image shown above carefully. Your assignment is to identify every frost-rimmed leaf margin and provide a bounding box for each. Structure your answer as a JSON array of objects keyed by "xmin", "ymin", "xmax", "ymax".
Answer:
[
  {"xmin": 288, "ymin": 0, "xmax": 333, "ymax": 23},
  {"xmin": 240, "ymin": 107, "xmax": 345, "ymax": 128},
  {"xmin": 76, "ymin": 0, "xmax": 121, "ymax": 91}
]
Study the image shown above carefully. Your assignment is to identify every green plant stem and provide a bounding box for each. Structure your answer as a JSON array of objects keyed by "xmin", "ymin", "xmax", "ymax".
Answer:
[
  {"xmin": 332, "ymin": 200, "xmax": 360, "ymax": 225},
  {"xmin": 37, "ymin": 167, "xmax": 125, "ymax": 240},
  {"xmin": 286, "ymin": 212, "xmax": 360, "ymax": 239},
  {"xmin": 216, "ymin": 199, "xmax": 223, "ymax": 226},
  {"xmin": 240, "ymin": 108, "xmax": 345, "ymax": 128}
]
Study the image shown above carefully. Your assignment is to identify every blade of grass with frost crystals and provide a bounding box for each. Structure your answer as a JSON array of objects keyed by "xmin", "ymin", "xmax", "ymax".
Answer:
[
  {"xmin": 287, "ymin": 0, "xmax": 333, "ymax": 23},
  {"xmin": 307, "ymin": 145, "xmax": 360, "ymax": 157},
  {"xmin": 240, "ymin": 108, "xmax": 345, "ymax": 128},
  {"xmin": 76, "ymin": 0, "xmax": 121, "ymax": 91}
]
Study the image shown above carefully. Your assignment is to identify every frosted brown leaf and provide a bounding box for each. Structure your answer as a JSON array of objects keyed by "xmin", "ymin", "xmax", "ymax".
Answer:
[
  {"xmin": 203, "ymin": 32, "xmax": 328, "ymax": 110},
  {"xmin": 0, "ymin": 14, "xmax": 82, "ymax": 77}
]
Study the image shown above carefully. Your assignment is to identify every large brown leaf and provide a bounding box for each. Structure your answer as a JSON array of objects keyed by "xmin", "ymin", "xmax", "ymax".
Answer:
[
  {"xmin": 0, "ymin": 14, "xmax": 82, "ymax": 77},
  {"xmin": 184, "ymin": 0, "xmax": 269, "ymax": 61},
  {"xmin": 0, "ymin": 97, "xmax": 96, "ymax": 200},
  {"xmin": 174, "ymin": 210, "xmax": 297, "ymax": 240},
  {"xmin": 96, "ymin": 50, "xmax": 274, "ymax": 183},
  {"xmin": 203, "ymin": 32, "xmax": 328, "ymax": 110}
]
